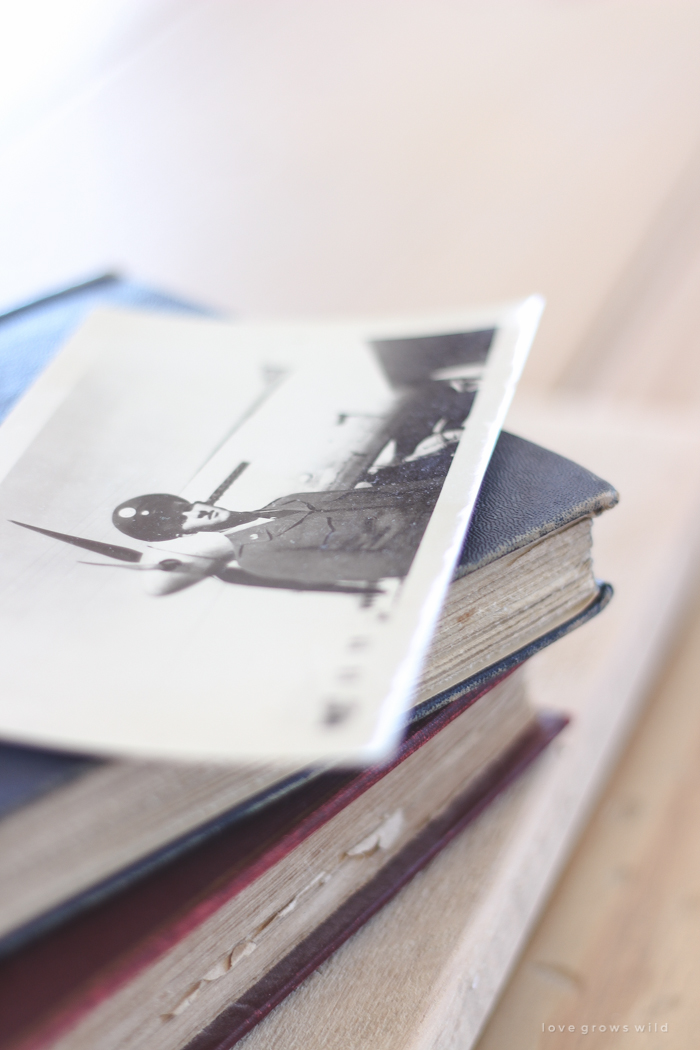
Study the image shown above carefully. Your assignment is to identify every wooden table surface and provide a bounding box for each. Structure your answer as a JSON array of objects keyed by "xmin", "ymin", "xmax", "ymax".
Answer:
[
  {"xmin": 476, "ymin": 583, "xmax": 700, "ymax": 1049},
  {"xmin": 4, "ymin": 4, "xmax": 700, "ymax": 1046},
  {"xmin": 470, "ymin": 9, "xmax": 700, "ymax": 1037}
]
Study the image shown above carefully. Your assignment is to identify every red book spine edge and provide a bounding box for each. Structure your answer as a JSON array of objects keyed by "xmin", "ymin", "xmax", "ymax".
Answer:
[{"xmin": 184, "ymin": 711, "xmax": 569, "ymax": 1050}]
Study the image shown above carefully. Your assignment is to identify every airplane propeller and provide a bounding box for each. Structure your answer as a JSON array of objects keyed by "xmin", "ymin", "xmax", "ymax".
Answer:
[
  {"xmin": 78, "ymin": 561, "xmax": 157, "ymax": 570},
  {"xmin": 10, "ymin": 521, "xmax": 143, "ymax": 562},
  {"xmin": 77, "ymin": 558, "xmax": 187, "ymax": 572}
]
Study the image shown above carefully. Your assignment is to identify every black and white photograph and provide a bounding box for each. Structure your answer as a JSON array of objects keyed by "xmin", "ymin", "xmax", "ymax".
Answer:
[{"xmin": 0, "ymin": 302, "xmax": 540, "ymax": 760}]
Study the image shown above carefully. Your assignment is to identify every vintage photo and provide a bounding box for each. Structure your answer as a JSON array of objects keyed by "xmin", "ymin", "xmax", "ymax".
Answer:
[
  {"xmin": 0, "ymin": 303, "xmax": 540, "ymax": 761},
  {"xmin": 13, "ymin": 329, "xmax": 492, "ymax": 600}
]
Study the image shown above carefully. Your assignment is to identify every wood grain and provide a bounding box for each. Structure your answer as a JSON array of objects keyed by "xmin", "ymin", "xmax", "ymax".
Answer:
[
  {"xmin": 475, "ymin": 583, "xmax": 700, "ymax": 1050},
  {"xmin": 5, "ymin": 0, "xmax": 700, "ymax": 407},
  {"xmin": 560, "ymin": 142, "xmax": 700, "ymax": 408},
  {"xmin": 472, "ymin": 33, "xmax": 700, "ymax": 1041}
]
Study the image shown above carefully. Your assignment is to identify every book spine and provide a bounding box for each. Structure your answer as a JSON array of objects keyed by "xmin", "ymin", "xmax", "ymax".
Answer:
[{"xmin": 185, "ymin": 712, "xmax": 568, "ymax": 1050}]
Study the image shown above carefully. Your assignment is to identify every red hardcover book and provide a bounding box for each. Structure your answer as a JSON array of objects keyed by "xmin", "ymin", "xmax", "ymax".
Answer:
[{"xmin": 0, "ymin": 669, "xmax": 566, "ymax": 1050}]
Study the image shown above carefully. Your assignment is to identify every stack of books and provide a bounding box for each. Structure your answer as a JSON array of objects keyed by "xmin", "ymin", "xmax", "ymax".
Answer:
[{"xmin": 0, "ymin": 279, "xmax": 617, "ymax": 1050}]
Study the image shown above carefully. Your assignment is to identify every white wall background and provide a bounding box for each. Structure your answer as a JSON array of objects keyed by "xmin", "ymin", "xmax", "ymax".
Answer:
[{"xmin": 2, "ymin": 0, "xmax": 700, "ymax": 389}]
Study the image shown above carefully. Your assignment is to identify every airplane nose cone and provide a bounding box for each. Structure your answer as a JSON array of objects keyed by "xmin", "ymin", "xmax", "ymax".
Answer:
[{"xmin": 143, "ymin": 566, "xmax": 209, "ymax": 595}]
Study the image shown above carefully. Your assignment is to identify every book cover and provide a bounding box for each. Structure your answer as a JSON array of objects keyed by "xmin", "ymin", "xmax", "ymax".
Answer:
[{"xmin": 0, "ymin": 672, "xmax": 565, "ymax": 1050}]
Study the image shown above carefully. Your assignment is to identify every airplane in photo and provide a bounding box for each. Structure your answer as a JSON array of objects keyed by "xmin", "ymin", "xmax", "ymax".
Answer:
[{"xmin": 10, "ymin": 333, "xmax": 488, "ymax": 598}]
